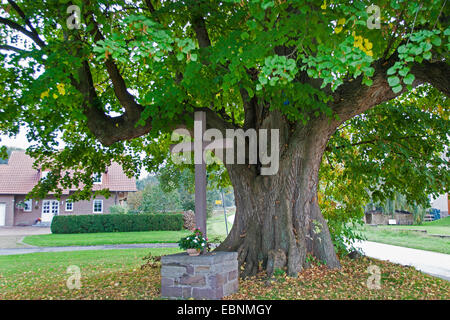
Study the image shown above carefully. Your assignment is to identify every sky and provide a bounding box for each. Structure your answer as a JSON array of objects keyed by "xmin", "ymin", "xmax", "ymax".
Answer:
[{"xmin": 0, "ymin": 130, "xmax": 32, "ymax": 149}]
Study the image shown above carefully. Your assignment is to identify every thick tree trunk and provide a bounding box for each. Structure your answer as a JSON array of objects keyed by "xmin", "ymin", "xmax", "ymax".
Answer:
[{"xmin": 216, "ymin": 113, "xmax": 341, "ymax": 277}]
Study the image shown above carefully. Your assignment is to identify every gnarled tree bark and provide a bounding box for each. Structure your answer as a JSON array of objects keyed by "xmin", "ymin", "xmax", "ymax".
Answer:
[{"xmin": 216, "ymin": 111, "xmax": 340, "ymax": 277}]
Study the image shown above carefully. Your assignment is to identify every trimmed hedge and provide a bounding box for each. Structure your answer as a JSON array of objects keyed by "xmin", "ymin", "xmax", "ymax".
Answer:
[{"xmin": 50, "ymin": 213, "xmax": 184, "ymax": 234}]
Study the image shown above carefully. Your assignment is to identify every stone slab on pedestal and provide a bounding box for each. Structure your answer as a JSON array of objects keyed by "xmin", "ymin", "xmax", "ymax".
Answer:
[{"xmin": 161, "ymin": 251, "xmax": 238, "ymax": 300}]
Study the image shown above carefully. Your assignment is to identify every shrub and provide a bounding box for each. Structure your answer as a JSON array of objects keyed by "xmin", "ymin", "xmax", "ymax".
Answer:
[
  {"xmin": 109, "ymin": 205, "xmax": 128, "ymax": 214},
  {"xmin": 51, "ymin": 213, "xmax": 184, "ymax": 234},
  {"xmin": 182, "ymin": 210, "xmax": 196, "ymax": 230}
]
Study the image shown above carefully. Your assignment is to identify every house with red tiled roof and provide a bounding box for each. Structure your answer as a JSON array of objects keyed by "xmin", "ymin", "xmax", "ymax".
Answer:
[{"xmin": 0, "ymin": 151, "xmax": 137, "ymax": 226}]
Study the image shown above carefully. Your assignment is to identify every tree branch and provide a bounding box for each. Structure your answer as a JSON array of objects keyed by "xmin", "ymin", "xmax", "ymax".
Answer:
[
  {"xmin": 0, "ymin": 44, "xmax": 28, "ymax": 54},
  {"xmin": 330, "ymin": 56, "xmax": 450, "ymax": 125},
  {"xmin": 191, "ymin": 15, "xmax": 211, "ymax": 48},
  {"xmin": 327, "ymin": 135, "xmax": 428, "ymax": 151},
  {"xmin": 84, "ymin": 7, "xmax": 144, "ymax": 120},
  {"xmin": 0, "ymin": 17, "xmax": 45, "ymax": 48},
  {"xmin": 72, "ymin": 59, "xmax": 152, "ymax": 146},
  {"xmin": 143, "ymin": 0, "xmax": 156, "ymax": 13},
  {"xmin": 7, "ymin": 0, "xmax": 45, "ymax": 47},
  {"xmin": 411, "ymin": 60, "xmax": 450, "ymax": 96}
]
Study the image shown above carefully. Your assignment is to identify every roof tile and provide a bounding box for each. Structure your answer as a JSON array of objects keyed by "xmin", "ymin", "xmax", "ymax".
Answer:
[{"xmin": 0, "ymin": 151, "xmax": 137, "ymax": 195}]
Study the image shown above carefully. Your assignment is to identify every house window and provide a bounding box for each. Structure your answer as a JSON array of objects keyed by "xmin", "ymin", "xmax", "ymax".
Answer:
[
  {"xmin": 51, "ymin": 201, "xmax": 59, "ymax": 214},
  {"xmin": 23, "ymin": 199, "xmax": 33, "ymax": 212},
  {"xmin": 42, "ymin": 200, "xmax": 51, "ymax": 214},
  {"xmin": 93, "ymin": 199, "xmax": 103, "ymax": 213},
  {"xmin": 42, "ymin": 200, "xmax": 59, "ymax": 215},
  {"xmin": 93, "ymin": 173, "xmax": 102, "ymax": 184},
  {"xmin": 65, "ymin": 200, "xmax": 73, "ymax": 212}
]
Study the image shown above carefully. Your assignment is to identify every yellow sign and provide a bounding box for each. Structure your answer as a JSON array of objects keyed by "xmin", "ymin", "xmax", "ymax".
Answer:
[{"xmin": 215, "ymin": 200, "xmax": 222, "ymax": 205}]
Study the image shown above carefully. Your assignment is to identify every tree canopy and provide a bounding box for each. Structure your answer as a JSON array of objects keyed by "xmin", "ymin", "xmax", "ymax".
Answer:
[{"xmin": 0, "ymin": 1, "xmax": 448, "ymax": 197}]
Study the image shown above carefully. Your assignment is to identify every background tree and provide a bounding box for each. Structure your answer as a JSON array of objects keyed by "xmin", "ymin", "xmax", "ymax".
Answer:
[
  {"xmin": 319, "ymin": 84, "xmax": 449, "ymax": 254},
  {"xmin": 0, "ymin": 0, "xmax": 449, "ymax": 277},
  {"xmin": 127, "ymin": 189, "xmax": 144, "ymax": 212},
  {"xmin": 140, "ymin": 183, "xmax": 182, "ymax": 213}
]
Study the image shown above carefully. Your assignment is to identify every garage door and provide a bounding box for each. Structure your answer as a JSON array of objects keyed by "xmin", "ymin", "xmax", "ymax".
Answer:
[{"xmin": 0, "ymin": 203, "xmax": 5, "ymax": 226}]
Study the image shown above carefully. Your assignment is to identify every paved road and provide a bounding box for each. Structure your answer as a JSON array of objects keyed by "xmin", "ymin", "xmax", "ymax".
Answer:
[
  {"xmin": 354, "ymin": 240, "xmax": 450, "ymax": 281},
  {"xmin": 0, "ymin": 226, "xmax": 51, "ymax": 249},
  {"xmin": 0, "ymin": 243, "xmax": 179, "ymax": 256},
  {"xmin": 0, "ymin": 226, "xmax": 51, "ymax": 236}
]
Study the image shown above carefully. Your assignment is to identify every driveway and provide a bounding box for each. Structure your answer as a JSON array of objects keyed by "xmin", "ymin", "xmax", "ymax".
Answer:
[
  {"xmin": 0, "ymin": 226, "xmax": 51, "ymax": 249},
  {"xmin": 354, "ymin": 240, "xmax": 450, "ymax": 282}
]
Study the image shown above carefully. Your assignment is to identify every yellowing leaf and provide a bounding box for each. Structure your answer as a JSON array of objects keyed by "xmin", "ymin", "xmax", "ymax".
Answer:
[
  {"xmin": 40, "ymin": 90, "xmax": 49, "ymax": 99},
  {"xmin": 364, "ymin": 39, "xmax": 373, "ymax": 50},
  {"xmin": 57, "ymin": 83, "xmax": 66, "ymax": 95}
]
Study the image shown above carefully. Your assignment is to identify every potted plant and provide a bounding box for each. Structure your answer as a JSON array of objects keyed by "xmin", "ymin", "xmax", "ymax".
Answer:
[{"xmin": 178, "ymin": 228, "xmax": 208, "ymax": 256}]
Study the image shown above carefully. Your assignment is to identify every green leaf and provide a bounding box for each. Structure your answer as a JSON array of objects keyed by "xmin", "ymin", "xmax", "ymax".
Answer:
[
  {"xmin": 240, "ymin": 32, "xmax": 249, "ymax": 40},
  {"xmin": 388, "ymin": 76, "xmax": 400, "ymax": 87},
  {"xmin": 261, "ymin": 0, "xmax": 275, "ymax": 10},
  {"xmin": 245, "ymin": 86, "xmax": 254, "ymax": 98},
  {"xmin": 397, "ymin": 45, "xmax": 408, "ymax": 54},
  {"xmin": 431, "ymin": 36, "xmax": 442, "ymax": 47},
  {"xmin": 258, "ymin": 75, "xmax": 268, "ymax": 85},
  {"xmin": 411, "ymin": 46, "xmax": 423, "ymax": 55},
  {"xmin": 387, "ymin": 66, "xmax": 397, "ymax": 75},
  {"xmin": 398, "ymin": 67, "xmax": 410, "ymax": 77},
  {"xmin": 421, "ymin": 42, "xmax": 432, "ymax": 52},
  {"xmin": 362, "ymin": 77, "xmax": 373, "ymax": 86},
  {"xmin": 392, "ymin": 84, "xmax": 402, "ymax": 93},
  {"xmin": 403, "ymin": 73, "xmax": 415, "ymax": 85},
  {"xmin": 307, "ymin": 69, "xmax": 318, "ymax": 78}
]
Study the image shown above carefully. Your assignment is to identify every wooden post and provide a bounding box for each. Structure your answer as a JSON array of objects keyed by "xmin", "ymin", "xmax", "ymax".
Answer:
[
  {"xmin": 170, "ymin": 111, "xmax": 233, "ymax": 242},
  {"xmin": 194, "ymin": 111, "xmax": 207, "ymax": 236}
]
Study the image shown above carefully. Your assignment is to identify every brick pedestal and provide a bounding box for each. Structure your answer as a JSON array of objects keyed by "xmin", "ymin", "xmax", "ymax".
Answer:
[{"xmin": 161, "ymin": 251, "xmax": 238, "ymax": 300}]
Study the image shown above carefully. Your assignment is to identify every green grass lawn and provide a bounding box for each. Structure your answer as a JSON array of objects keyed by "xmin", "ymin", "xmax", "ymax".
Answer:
[
  {"xmin": 424, "ymin": 216, "xmax": 450, "ymax": 226},
  {"xmin": 374, "ymin": 216, "xmax": 450, "ymax": 235},
  {"xmin": 0, "ymin": 248, "xmax": 181, "ymax": 299},
  {"xmin": 360, "ymin": 217, "xmax": 450, "ymax": 254},
  {"xmin": 206, "ymin": 209, "xmax": 234, "ymax": 241},
  {"xmin": 1, "ymin": 248, "xmax": 448, "ymax": 300},
  {"xmin": 22, "ymin": 230, "xmax": 190, "ymax": 247},
  {"xmin": 23, "ymin": 210, "xmax": 234, "ymax": 247}
]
